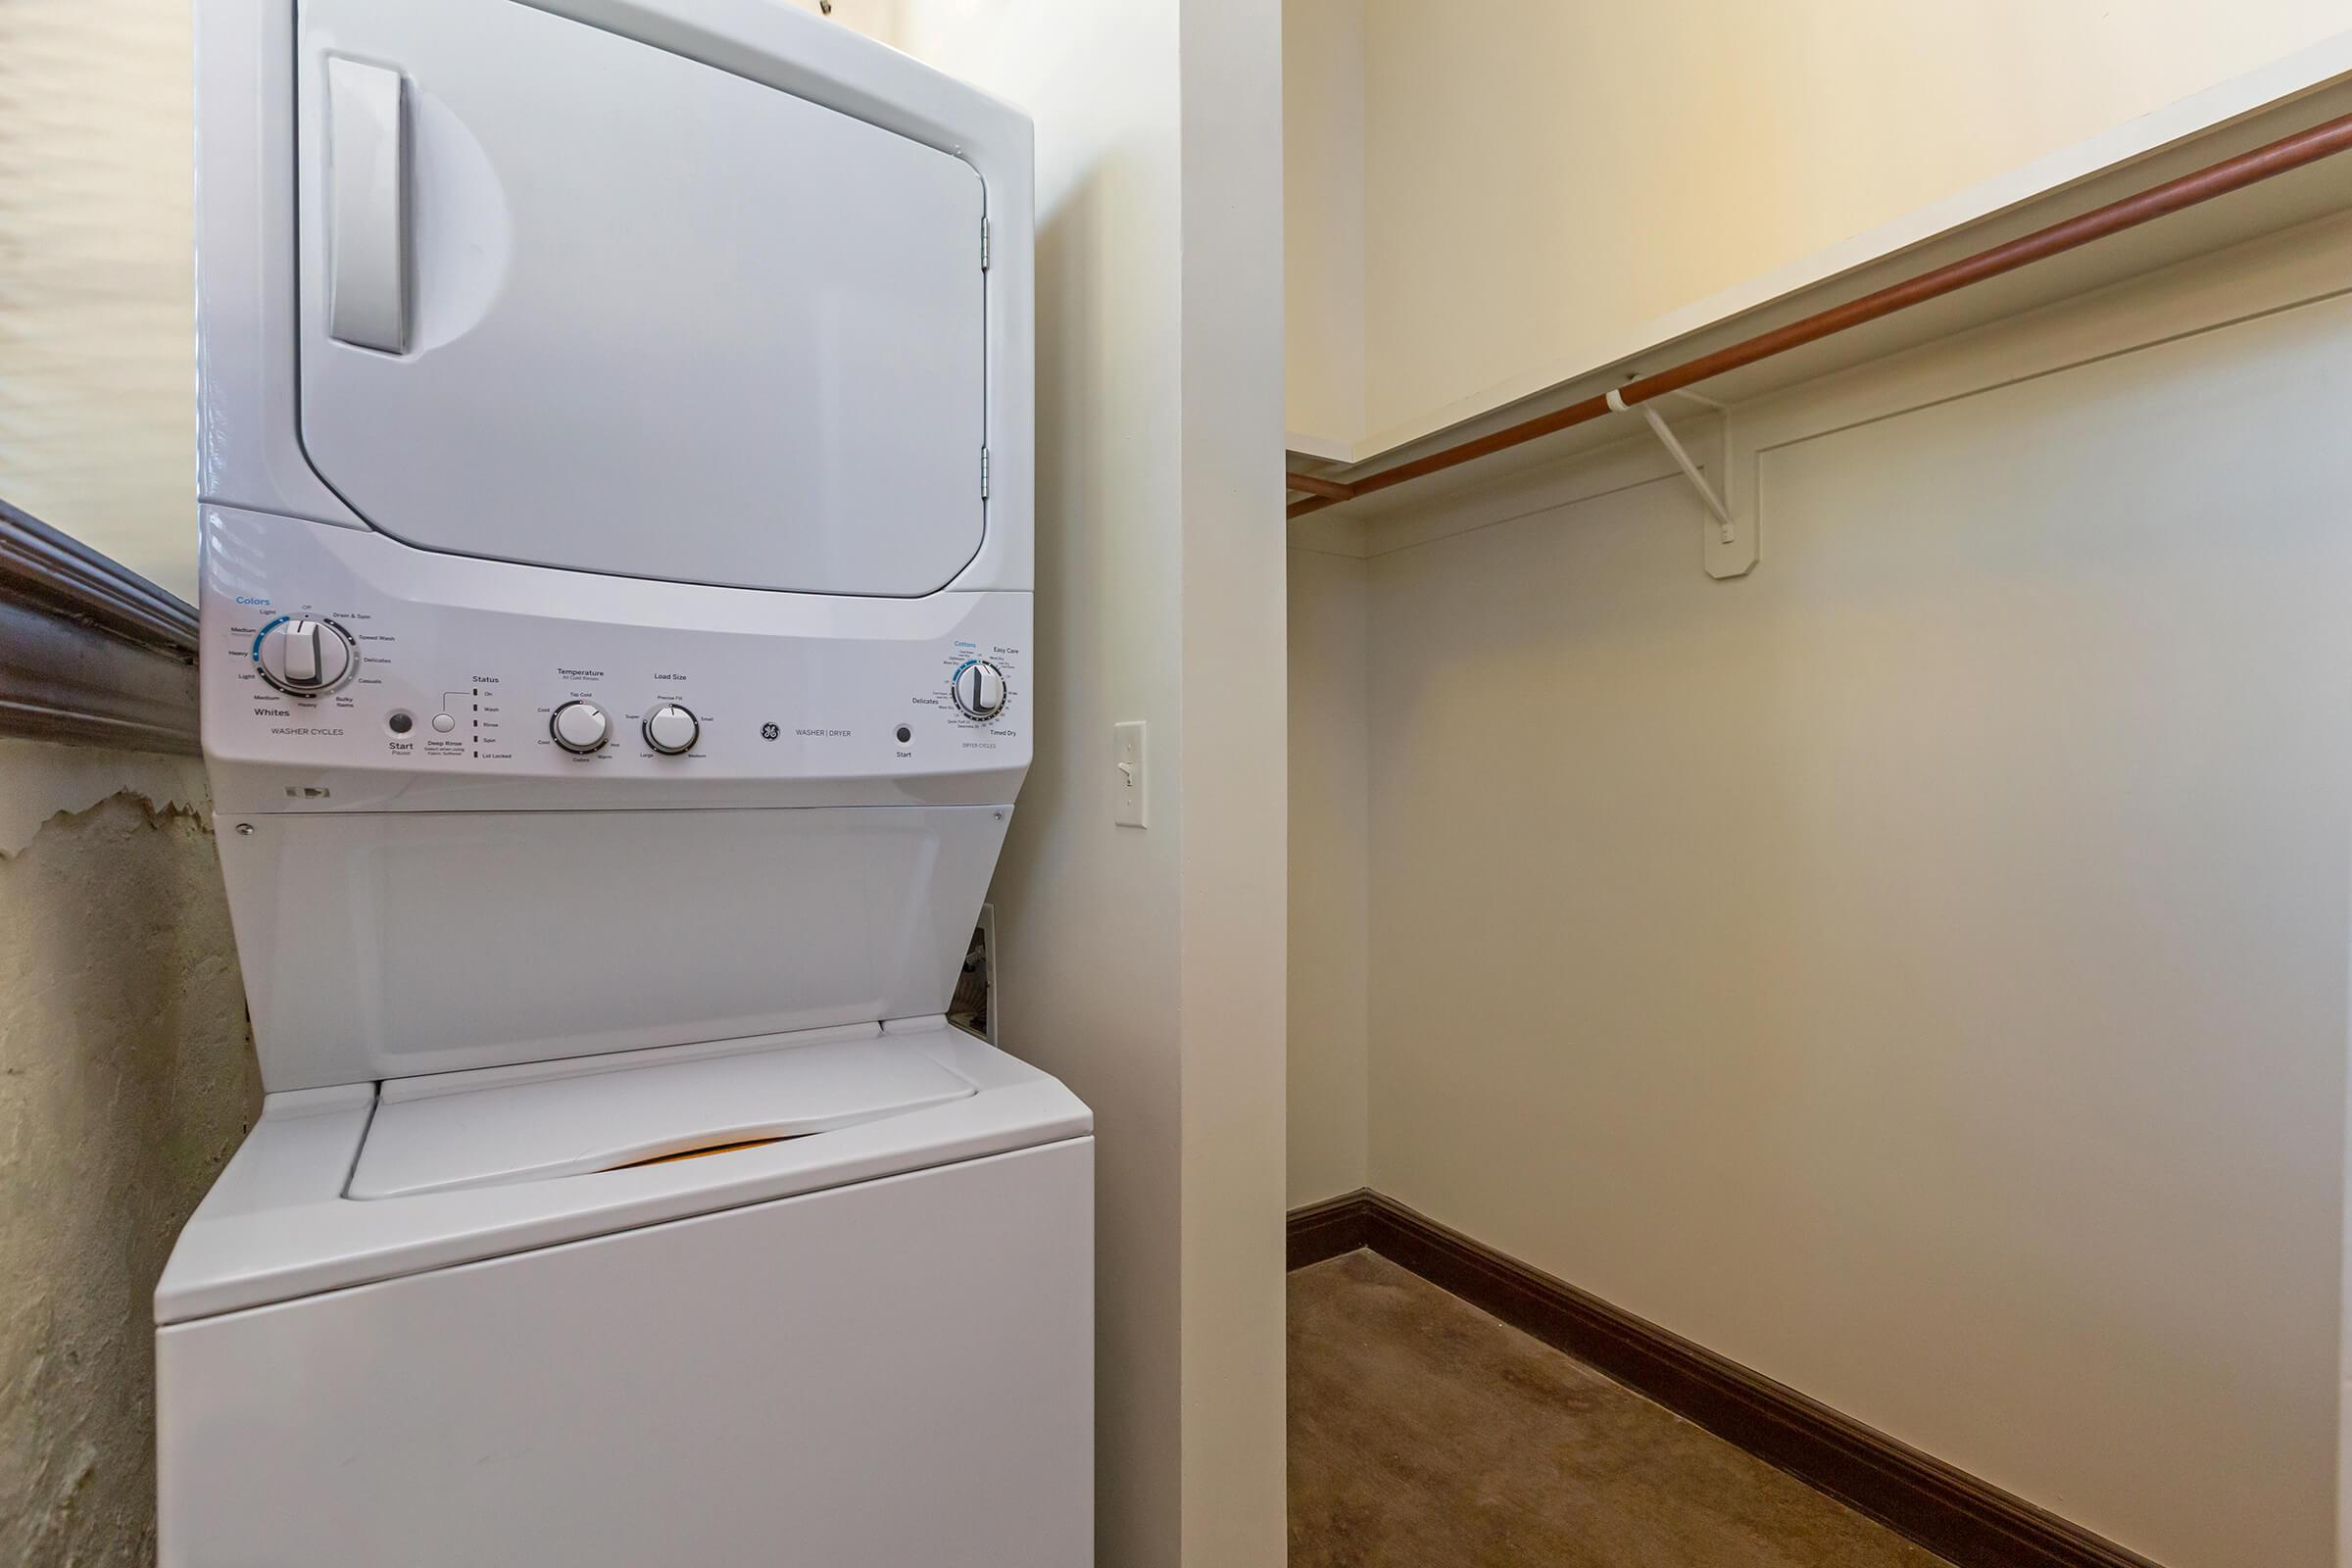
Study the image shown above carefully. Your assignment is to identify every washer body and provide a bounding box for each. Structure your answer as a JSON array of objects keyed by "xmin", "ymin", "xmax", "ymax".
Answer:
[{"xmin": 157, "ymin": 1024, "xmax": 1092, "ymax": 1567}]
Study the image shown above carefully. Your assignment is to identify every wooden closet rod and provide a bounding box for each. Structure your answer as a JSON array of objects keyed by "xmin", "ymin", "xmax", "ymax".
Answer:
[{"xmin": 1287, "ymin": 107, "xmax": 2352, "ymax": 521}]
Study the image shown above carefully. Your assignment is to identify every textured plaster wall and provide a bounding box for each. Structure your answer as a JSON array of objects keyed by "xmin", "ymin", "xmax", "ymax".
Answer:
[{"xmin": 0, "ymin": 742, "xmax": 259, "ymax": 1565}]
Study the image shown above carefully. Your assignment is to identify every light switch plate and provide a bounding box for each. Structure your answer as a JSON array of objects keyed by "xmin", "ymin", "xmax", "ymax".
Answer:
[{"xmin": 1113, "ymin": 720, "xmax": 1147, "ymax": 827}]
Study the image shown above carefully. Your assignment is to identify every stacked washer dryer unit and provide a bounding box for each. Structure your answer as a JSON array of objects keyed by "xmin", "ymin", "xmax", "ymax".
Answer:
[{"xmin": 159, "ymin": 3, "xmax": 1091, "ymax": 1564}]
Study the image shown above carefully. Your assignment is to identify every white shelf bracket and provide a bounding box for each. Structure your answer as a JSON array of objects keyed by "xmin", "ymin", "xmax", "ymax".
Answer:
[{"xmin": 1608, "ymin": 388, "xmax": 1756, "ymax": 578}]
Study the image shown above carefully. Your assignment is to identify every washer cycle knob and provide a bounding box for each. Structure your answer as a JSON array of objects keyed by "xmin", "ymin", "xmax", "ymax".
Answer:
[
  {"xmin": 550, "ymin": 700, "xmax": 611, "ymax": 754},
  {"xmin": 643, "ymin": 702, "xmax": 700, "ymax": 756},
  {"xmin": 952, "ymin": 660, "xmax": 1008, "ymax": 720},
  {"xmin": 254, "ymin": 617, "xmax": 357, "ymax": 695}
]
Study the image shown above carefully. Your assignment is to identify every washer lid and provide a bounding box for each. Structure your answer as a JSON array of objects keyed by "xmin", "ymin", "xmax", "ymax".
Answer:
[
  {"xmin": 156, "ymin": 1024, "xmax": 1093, "ymax": 1324},
  {"xmin": 349, "ymin": 1028, "xmax": 976, "ymax": 1200}
]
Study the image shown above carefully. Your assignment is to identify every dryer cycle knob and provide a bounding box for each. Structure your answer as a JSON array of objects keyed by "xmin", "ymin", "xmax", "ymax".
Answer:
[
  {"xmin": 643, "ymin": 702, "xmax": 700, "ymax": 756},
  {"xmin": 952, "ymin": 660, "xmax": 1008, "ymax": 720},
  {"xmin": 550, "ymin": 700, "xmax": 611, "ymax": 754},
  {"xmin": 254, "ymin": 617, "xmax": 357, "ymax": 695}
]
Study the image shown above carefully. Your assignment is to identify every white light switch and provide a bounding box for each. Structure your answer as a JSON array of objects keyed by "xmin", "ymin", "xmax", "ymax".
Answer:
[{"xmin": 1113, "ymin": 720, "xmax": 1147, "ymax": 827}]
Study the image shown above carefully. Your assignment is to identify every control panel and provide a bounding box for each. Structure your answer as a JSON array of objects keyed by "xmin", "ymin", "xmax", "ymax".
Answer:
[{"xmin": 201, "ymin": 508, "xmax": 1030, "ymax": 811}]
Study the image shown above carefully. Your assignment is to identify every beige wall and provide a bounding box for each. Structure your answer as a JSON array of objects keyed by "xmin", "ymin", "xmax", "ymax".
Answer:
[
  {"xmin": 779, "ymin": 0, "xmax": 900, "ymax": 42},
  {"xmin": 1284, "ymin": 0, "xmax": 2352, "ymax": 450},
  {"xmin": 886, "ymin": 4, "xmax": 1289, "ymax": 1563},
  {"xmin": 1282, "ymin": 218, "xmax": 2352, "ymax": 1566},
  {"xmin": 1286, "ymin": 548, "xmax": 1368, "ymax": 1205},
  {"xmin": 0, "ymin": 745, "xmax": 259, "ymax": 1564},
  {"xmin": 1172, "ymin": 1, "xmax": 1290, "ymax": 1560},
  {"xmin": 0, "ymin": 0, "xmax": 196, "ymax": 600},
  {"xmin": 1281, "ymin": 0, "xmax": 1363, "ymax": 448}
]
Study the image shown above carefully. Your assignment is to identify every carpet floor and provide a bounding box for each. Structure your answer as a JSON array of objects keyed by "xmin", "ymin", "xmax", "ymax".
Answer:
[{"xmin": 1288, "ymin": 1250, "xmax": 1952, "ymax": 1568}]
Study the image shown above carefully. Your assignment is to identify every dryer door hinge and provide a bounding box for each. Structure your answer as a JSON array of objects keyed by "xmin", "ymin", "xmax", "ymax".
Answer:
[
  {"xmin": 981, "ymin": 447, "xmax": 991, "ymax": 499},
  {"xmin": 981, "ymin": 218, "xmax": 991, "ymax": 271}
]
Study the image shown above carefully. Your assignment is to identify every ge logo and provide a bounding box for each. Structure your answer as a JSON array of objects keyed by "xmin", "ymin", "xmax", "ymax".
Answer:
[{"xmin": 760, "ymin": 722, "xmax": 781, "ymax": 741}]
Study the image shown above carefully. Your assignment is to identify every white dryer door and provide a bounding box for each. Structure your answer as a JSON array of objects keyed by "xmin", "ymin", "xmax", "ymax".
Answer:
[{"xmin": 294, "ymin": 0, "xmax": 988, "ymax": 596}]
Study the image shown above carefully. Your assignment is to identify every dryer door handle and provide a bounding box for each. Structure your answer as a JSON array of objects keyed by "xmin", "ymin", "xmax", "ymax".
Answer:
[{"xmin": 324, "ymin": 56, "xmax": 410, "ymax": 355}]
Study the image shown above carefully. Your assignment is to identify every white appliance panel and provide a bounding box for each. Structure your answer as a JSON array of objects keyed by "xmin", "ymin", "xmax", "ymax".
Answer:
[
  {"xmin": 296, "ymin": 0, "xmax": 988, "ymax": 596},
  {"xmin": 218, "ymin": 805, "xmax": 1010, "ymax": 1089},
  {"xmin": 158, "ymin": 1139, "xmax": 1094, "ymax": 1568},
  {"xmin": 201, "ymin": 508, "xmax": 1027, "ymax": 813}
]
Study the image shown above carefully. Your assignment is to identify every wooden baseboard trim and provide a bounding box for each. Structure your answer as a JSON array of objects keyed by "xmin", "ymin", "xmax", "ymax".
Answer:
[
  {"xmin": 1288, "ymin": 1190, "xmax": 2160, "ymax": 1568},
  {"xmin": 1286, "ymin": 1188, "xmax": 1375, "ymax": 1270}
]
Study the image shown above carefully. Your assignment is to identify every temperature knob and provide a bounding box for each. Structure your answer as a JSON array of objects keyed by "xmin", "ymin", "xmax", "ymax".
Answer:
[
  {"xmin": 643, "ymin": 702, "xmax": 700, "ymax": 756},
  {"xmin": 254, "ymin": 617, "xmax": 357, "ymax": 695},
  {"xmin": 550, "ymin": 700, "xmax": 610, "ymax": 754},
  {"xmin": 952, "ymin": 660, "xmax": 1008, "ymax": 721}
]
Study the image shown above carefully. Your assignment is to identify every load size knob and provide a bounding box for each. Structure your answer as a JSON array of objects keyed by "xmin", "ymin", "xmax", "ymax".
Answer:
[
  {"xmin": 550, "ymin": 700, "xmax": 611, "ymax": 754},
  {"xmin": 952, "ymin": 660, "xmax": 1008, "ymax": 721},
  {"xmin": 254, "ymin": 617, "xmax": 357, "ymax": 695},
  {"xmin": 643, "ymin": 702, "xmax": 700, "ymax": 756}
]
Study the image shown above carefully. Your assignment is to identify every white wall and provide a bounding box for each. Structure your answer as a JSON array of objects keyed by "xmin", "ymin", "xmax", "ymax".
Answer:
[
  {"xmin": 1283, "ymin": 0, "xmax": 2352, "ymax": 451},
  {"xmin": 1281, "ymin": 0, "xmax": 1363, "ymax": 448},
  {"xmin": 1286, "ymin": 547, "xmax": 1368, "ymax": 1205},
  {"xmin": 0, "ymin": 0, "xmax": 196, "ymax": 599},
  {"xmin": 886, "ymin": 5, "xmax": 1289, "ymax": 1564},
  {"xmin": 1286, "ymin": 216, "xmax": 2352, "ymax": 1567}
]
